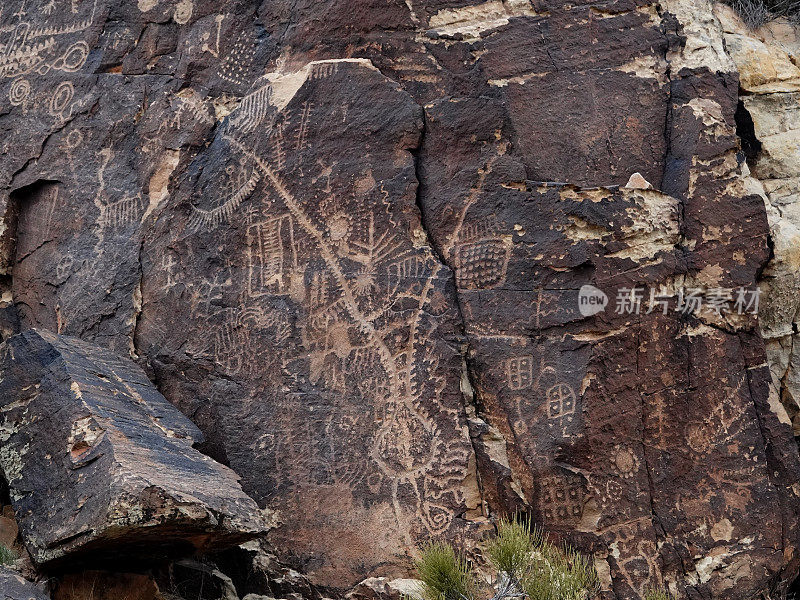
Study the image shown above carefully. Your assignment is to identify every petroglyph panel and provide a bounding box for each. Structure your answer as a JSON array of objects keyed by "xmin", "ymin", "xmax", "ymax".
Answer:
[
  {"xmin": 419, "ymin": 83, "xmax": 795, "ymax": 599},
  {"xmin": 0, "ymin": 0, "xmax": 95, "ymax": 123},
  {"xmin": 2, "ymin": 0, "xmax": 800, "ymax": 598},
  {"xmin": 140, "ymin": 59, "xmax": 476, "ymax": 588}
]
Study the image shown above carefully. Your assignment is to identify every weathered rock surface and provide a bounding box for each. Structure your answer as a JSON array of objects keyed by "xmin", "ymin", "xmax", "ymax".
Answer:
[
  {"xmin": 346, "ymin": 577, "xmax": 420, "ymax": 600},
  {"xmin": 0, "ymin": 0, "xmax": 800, "ymax": 598},
  {"xmin": 138, "ymin": 56, "xmax": 483, "ymax": 586},
  {"xmin": 718, "ymin": 7, "xmax": 800, "ymax": 442},
  {"xmin": 210, "ymin": 540, "xmax": 321, "ymax": 600},
  {"xmin": 0, "ymin": 568, "xmax": 49, "ymax": 600},
  {"xmin": 0, "ymin": 329, "xmax": 264, "ymax": 567}
]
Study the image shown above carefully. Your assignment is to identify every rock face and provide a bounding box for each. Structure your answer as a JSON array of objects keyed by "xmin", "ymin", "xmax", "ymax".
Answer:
[
  {"xmin": 0, "ymin": 329, "xmax": 263, "ymax": 567},
  {"xmin": 718, "ymin": 7, "xmax": 800, "ymax": 440},
  {"xmin": 139, "ymin": 57, "xmax": 483, "ymax": 585},
  {"xmin": 1, "ymin": 0, "xmax": 800, "ymax": 598},
  {"xmin": 0, "ymin": 568, "xmax": 50, "ymax": 600}
]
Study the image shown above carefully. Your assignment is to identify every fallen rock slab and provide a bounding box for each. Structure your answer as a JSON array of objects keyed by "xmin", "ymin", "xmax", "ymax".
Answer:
[
  {"xmin": 0, "ymin": 329, "xmax": 264, "ymax": 568},
  {"xmin": 0, "ymin": 568, "xmax": 50, "ymax": 600}
]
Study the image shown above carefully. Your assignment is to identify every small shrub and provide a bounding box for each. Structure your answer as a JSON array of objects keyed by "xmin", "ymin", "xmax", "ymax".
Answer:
[
  {"xmin": 0, "ymin": 543, "xmax": 16, "ymax": 566},
  {"xmin": 644, "ymin": 588, "xmax": 675, "ymax": 600},
  {"xmin": 413, "ymin": 517, "xmax": 598, "ymax": 600},
  {"xmin": 724, "ymin": 0, "xmax": 800, "ymax": 28},
  {"xmin": 486, "ymin": 517, "xmax": 541, "ymax": 577},
  {"xmin": 415, "ymin": 542, "xmax": 477, "ymax": 600}
]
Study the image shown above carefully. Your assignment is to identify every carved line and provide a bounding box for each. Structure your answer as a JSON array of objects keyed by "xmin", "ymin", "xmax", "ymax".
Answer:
[{"xmin": 188, "ymin": 170, "xmax": 261, "ymax": 230}]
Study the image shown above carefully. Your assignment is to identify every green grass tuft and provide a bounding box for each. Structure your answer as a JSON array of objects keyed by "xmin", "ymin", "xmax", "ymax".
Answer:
[
  {"xmin": 0, "ymin": 543, "xmax": 16, "ymax": 566},
  {"xmin": 644, "ymin": 588, "xmax": 676, "ymax": 600},
  {"xmin": 413, "ymin": 516, "xmax": 599, "ymax": 600},
  {"xmin": 486, "ymin": 517, "xmax": 541, "ymax": 578},
  {"xmin": 414, "ymin": 542, "xmax": 477, "ymax": 600}
]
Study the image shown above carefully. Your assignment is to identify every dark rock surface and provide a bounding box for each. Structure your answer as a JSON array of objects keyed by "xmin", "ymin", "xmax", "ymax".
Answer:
[
  {"xmin": 139, "ymin": 57, "xmax": 483, "ymax": 586},
  {"xmin": 0, "ymin": 568, "xmax": 49, "ymax": 600},
  {"xmin": 0, "ymin": 0, "xmax": 799, "ymax": 598},
  {"xmin": 52, "ymin": 571, "xmax": 161, "ymax": 600},
  {"xmin": 0, "ymin": 329, "xmax": 263, "ymax": 568}
]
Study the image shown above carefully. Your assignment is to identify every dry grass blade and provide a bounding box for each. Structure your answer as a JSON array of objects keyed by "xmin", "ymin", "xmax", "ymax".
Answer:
[{"xmin": 724, "ymin": 0, "xmax": 800, "ymax": 28}]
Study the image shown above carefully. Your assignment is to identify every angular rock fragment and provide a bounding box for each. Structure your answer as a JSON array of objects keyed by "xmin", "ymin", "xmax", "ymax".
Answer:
[
  {"xmin": 155, "ymin": 560, "xmax": 238, "ymax": 600},
  {"xmin": 210, "ymin": 539, "xmax": 321, "ymax": 600},
  {"xmin": 0, "ymin": 568, "xmax": 50, "ymax": 600},
  {"xmin": 0, "ymin": 329, "xmax": 264, "ymax": 568}
]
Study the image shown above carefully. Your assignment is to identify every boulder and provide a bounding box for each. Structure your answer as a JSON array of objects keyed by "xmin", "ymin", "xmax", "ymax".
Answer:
[
  {"xmin": 0, "ymin": 329, "xmax": 264, "ymax": 568},
  {"xmin": 0, "ymin": 568, "xmax": 49, "ymax": 600}
]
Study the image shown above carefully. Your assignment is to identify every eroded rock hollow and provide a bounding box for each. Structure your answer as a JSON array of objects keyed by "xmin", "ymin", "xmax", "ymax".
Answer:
[{"xmin": 0, "ymin": 0, "xmax": 799, "ymax": 598}]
